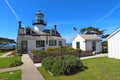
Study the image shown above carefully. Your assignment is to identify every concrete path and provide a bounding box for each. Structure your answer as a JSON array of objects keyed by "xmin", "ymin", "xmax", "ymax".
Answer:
[
  {"xmin": 80, "ymin": 53, "xmax": 108, "ymax": 60},
  {"xmin": 0, "ymin": 66, "xmax": 21, "ymax": 73},
  {"xmin": 0, "ymin": 51, "xmax": 12, "ymax": 58},
  {"xmin": 22, "ymin": 54, "xmax": 45, "ymax": 80}
]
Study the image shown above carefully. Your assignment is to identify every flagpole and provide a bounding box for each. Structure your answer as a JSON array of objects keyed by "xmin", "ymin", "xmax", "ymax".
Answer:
[{"xmin": 71, "ymin": 27, "xmax": 78, "ymax": 43}]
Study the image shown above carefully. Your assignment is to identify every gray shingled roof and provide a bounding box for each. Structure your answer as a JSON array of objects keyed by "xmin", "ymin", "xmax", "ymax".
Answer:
[
  {"xmin": 79, "ymin": 34, "xmax": 101, "ymax": 41},
  {"xmin": 17, "ymin": 35, "xmax": 64, "ymax": 40}
]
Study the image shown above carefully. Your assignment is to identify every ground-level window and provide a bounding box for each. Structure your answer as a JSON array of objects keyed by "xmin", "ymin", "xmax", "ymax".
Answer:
[
  {"xmin": 36, "ymin": 40, "xmax": 45, "ymax": 47},
  {"xmin": 49, "ymin": 40, "xmax": 56, "ymax": 46},
  {"xmin": 59, "ymin": 41, "xmax": 62, "ymax": 46},
  {"xmin": 76, "ymin": 42, "xmax": 80, "ymax": 49}
]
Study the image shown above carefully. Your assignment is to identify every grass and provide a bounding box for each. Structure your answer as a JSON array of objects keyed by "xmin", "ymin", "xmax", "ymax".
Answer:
[
  {"xmin": 38, "ymin": 57, "xmax": 120, "ymax": 80},
  {"xmin": 0, "ymin": 56, "xmax": 22, "ymax": 69},
  {"xmin": 0, "ymin": 51, "xmax": 8, "ymax": 56},
  {"xmin": 0, "ymin": 70, "xmax": 21, "ymax": 80}
]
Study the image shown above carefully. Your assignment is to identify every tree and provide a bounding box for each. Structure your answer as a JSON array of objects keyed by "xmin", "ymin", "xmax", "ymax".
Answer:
[
  {"xmin": 80, "ymin": 26, "xmax": 105, "ymax": 38},
  {"xmin": 102, "ymin": 41, "xmax": 108, "ymax": 53},
  {"xmin": 102, "ymin": 34, "xmax": 110, "ymax": 39}
]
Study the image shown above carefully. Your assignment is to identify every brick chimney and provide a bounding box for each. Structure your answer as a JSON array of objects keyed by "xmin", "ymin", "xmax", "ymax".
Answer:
[
  {"xmin": 54, "ymin": 25, "xmax": 57, "ymax": 35},
  {"xmin": 18, "ymin": 21, "xmax": 22, "ymax": 28}
]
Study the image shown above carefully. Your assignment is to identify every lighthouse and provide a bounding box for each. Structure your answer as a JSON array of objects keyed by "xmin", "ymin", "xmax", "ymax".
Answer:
[{"xmin": 33, "ymin": 10, "xmax": 47, "ymax": 32}]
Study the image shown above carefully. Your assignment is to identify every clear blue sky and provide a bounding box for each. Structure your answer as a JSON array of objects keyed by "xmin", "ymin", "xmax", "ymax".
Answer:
[{"xmin": 0, "ymin": 0, "xmax": 120, "ymax": 43}]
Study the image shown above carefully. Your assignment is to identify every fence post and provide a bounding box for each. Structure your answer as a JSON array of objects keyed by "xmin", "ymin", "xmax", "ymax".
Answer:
[
  {"xmin": 78, "ymin": 51, "xmax": 80, "ymax": 60},
  {"xmin": 60, "ymin": 43, "xmax": 63, "ymax": 60}
]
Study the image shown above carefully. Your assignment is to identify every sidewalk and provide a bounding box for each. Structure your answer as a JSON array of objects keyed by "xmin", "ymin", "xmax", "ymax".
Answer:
[
  {"xmin": 0, "ymin": 66, "xmax": 21, "ymax": 73},
  {"xmin": 0, "ymin": 54, "xmax": 45, "ymax": 80},
  {"xmin": 0, "ymin": 51, "xmax": 12, "ymax": 58},
  {"xmin": 22, "ymin": 54, "xmax": 45, "ymax": 80},
  {"xmin": 80, "ymin": 53, "xmax": 108, "ymax": 60}
]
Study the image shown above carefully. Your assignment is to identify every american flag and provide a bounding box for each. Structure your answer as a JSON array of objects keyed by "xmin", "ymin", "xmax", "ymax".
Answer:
[{"xmin": 73, "ymin": 27, "xmax": 77, "ymax": 31}]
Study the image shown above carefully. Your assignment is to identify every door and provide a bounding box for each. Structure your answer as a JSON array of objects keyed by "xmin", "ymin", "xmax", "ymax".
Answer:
[
  {"xmin": 92, "ymin": 41, "xmax": 96, "ymax": 51},
  {"xmin": 76, "ymin": 42, "xmax": 80, "ymax": 49},
  {"xmin": 21, "ymin": 41, "xmax": 27, "ymax": 54}
]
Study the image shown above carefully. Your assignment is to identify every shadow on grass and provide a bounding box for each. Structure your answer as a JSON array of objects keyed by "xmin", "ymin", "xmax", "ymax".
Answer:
[{"xmin": 64, "ymin": 65, "xmax": 89, "ymax": 76}]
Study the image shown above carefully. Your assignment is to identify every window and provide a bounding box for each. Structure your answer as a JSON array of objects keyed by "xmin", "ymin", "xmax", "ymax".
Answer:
[
  {"xmin": 26, "ymin": 28, "xmax": 31, "ymax": 35},
  {"xmin": 59, "ymin": 41, "xmax": 62, "ymax": 46},
  {"xmin": 49, "ymin": 40, "xmax": 56, "ymax": 46},
  {"xmin": 36, "ymin": 40, "xmax": 45, "ymax": 47}
]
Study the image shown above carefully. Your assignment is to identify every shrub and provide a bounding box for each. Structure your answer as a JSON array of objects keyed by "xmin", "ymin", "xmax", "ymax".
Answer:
[
  {"xmin": 62, "ymin": 55, "xmax": 82, "ymax": 75},
  {"xmin": 66, "ymin": 47, "xmax": 74, "ymax": 52},
  {"xmin": 76, "ymin": 49, "xmax": 82, "ymax": 52},
  {"xmin": 42, "ymin": 57, "xmax": 54, "ymax": 71},
  {"xmin": 46, "ymin": 48, "xmax": 54, "ymax": 52},
  {"xmin": 42, "ymin": 55, "xmax": 84, "ymax": 76},
  {"xmin": 32, "ymin": 50, "xmax": 45, "ymax": 55},
  {"xmin": 15, "ymin": 53, "xmax": 22, "ymax": 56},
  {"xmin": 10, "ymin": 60, "xmax": 23, "ymax": 67},
  {"xmin": 51, "ymin": 60, "xmax": 64, "ymax": 75},
  {"xmin": 46, "ymin": 48, "xmax": 59, "ymax": 54}
]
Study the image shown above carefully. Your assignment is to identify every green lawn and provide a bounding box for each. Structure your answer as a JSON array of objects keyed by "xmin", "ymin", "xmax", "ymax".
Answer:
[
  {"xmin": 0, "ymin": 70, "xmax": 21, "ymax": 80},
  {"xmin": 0, "ymin": 56, "xmax": 22, "ymax": 69},
  {"xmin": 0, "ymin": 51, "xmax": 8, "ymax": 56},
  {"xmin": 38, "ymin": 57, "xmax": 120, "ymax": 80}
]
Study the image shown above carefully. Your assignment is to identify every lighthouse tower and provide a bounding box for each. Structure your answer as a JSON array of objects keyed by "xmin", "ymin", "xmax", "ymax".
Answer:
[{"xmin": 33, "ymin": 11, "xmax": 47, "ymax": 32}]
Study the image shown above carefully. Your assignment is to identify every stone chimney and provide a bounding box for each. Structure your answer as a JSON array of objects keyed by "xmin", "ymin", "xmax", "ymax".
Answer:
[{"xmin": 18, "ymin": 21, "xmax": 22, "ymax": 28}]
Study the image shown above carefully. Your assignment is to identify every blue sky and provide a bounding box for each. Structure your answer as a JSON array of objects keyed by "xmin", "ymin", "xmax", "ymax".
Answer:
[{"xmin": 0, "ymin": 0, "xmax": 120, "ymax": 43}]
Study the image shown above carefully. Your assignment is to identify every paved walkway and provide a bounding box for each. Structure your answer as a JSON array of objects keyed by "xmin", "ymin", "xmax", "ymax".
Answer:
[
  {"xmin": 22, "ymin": 54, "xmax": 45, "ymax": 80},
  {"xmin": 80, "ymin": 53, "xmax": 108, "ymax": 60},
  {"xmin": 0, "ymin": 51, "xmax": 13, "ymax": 58},
  {"xmin": 0, "ymin": 66, "xmax": 21, "ymax": 73},
  {"xmin": 0, "ymin": 54, "xmax": 45, "ymax": 80}
]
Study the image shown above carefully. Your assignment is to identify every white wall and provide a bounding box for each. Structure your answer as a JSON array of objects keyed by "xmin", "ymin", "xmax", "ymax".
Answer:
[
  {"xmin": 28, "ymin": 40, "xmax": 45, "ymax": 51},
  {"xmin": 72, "ymin": 35, "xmax": 86, "ymax": 51},
  {"xmin": 27, "ymin": 39, "xmax": 66, "ymax": 51},
  {"xmin": 96, "ymin": 41, "xmax": 102, "ymax": 53},
  {"xmin": 108, "ymin": 31, "xmax": 120, "ymax": 59},
  {"xmin": 85, "ymin": 40, "xmax": 102, "ymax": 53},
  {"xmin": 86, "ymin": 41, "xmax": 92, "ymax": 51}
]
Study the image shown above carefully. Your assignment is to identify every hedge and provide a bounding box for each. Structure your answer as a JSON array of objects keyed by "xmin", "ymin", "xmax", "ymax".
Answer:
[{"xmin": 42, "ymin": 55, "xmax": 84, "ymax": 76}]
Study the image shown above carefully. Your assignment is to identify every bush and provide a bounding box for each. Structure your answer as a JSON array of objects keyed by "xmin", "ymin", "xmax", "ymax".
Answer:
[
  {"xmin": 46, "ymin": 48, "xmax": 55, "ymax": 52},
  {"xmin": 42, "ymin": 55, "xmax": 84, "ymax": 76},
  {"xmin": 42, "ymin": 57, "xmax": 54, "ymax": 71},
  {"xmin": 66, "ymin": 47, "xmax": 74, "ymax": 52},
  {"xmin": 51, "ymin": 60, "xmax": 64, "ymax": 75},
  {"xmin": 76, "ymin": 49, "xmax": 82, "ymax": 52},
  {"xmin": 10, "ymin": 60, "xmax": 23, "ymax": 67},
  {"xmin": 62, "ymin": 55, "xmax": 82, "ymax": 75},
  {"xmin": 32, "ymin": 50, "xmax": 45, "ymax": 55},
  {"xmin": 15, "ymin": 53, "xmax": 22, "ymax": 56},
  {"xmin": 46, "ymin": 48, "xmax": 59, "ymax": 54}
]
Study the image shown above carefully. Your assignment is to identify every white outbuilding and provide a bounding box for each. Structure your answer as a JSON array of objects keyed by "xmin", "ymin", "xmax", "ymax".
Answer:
[
  {"xmin": 107, "ymin": 28, "xmax": 120, "ymax": 59},
  {"xmin": 72, "ymin": 34, "xmax": 102, "ymax": 53}
]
